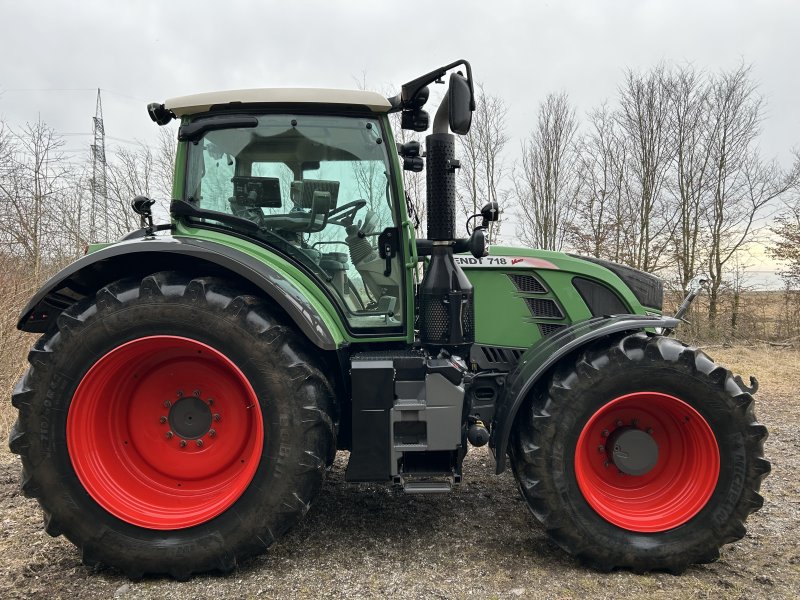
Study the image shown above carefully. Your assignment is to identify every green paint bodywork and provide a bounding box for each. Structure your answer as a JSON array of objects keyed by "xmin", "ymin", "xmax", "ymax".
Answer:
[
  {"xmin": 460, "ymin": 246, "xmax": 651, "ymax": 349},
  {"xmin": 173, "ymin": 223, "xmax": 347, "ymax": 345}
]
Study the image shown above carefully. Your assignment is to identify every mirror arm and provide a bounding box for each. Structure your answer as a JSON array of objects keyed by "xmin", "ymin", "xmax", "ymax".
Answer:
[
  {"xmin": 392, "ymin": 59, "xmax": 475, "ymax": 111},
  {"xmin": 432, "ymin": 91, "xmax": 451, "ymax": 134}
]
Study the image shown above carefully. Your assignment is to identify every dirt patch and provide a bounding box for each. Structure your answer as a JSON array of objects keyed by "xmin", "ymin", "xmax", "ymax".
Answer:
[{"xmin": 1, "ymin": 345, "xmax": 798, "ymax": 599}]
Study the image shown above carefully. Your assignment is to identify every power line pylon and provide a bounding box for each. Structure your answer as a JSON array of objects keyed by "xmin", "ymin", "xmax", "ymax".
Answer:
[{"xmin": 90, "ymin": 88, "xmax": 108, "ymax": 241}]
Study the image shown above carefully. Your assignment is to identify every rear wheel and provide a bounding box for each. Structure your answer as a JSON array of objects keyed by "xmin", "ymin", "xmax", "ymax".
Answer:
[
  {"xmin": 9, "ymin": 272, "xmax": 335, "ymax": 579},
  {"xmin": 509, "ymin": 333, "xmax": 770, "ymax": 572}
]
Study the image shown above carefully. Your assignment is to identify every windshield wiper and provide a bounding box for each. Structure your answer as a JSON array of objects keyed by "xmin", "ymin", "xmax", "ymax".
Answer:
[{"xmin": 178, "ymin": 115, "xmax": 258, "ymax": 142}]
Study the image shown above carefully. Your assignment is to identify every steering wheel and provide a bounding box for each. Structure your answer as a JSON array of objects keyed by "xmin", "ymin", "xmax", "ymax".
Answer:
[{"xmin": 327, "ymin": 199, "xmax": 367, "ymax": 227}]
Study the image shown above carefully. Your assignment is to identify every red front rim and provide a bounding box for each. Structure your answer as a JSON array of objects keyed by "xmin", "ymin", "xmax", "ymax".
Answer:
[
  {"xmin": 574, "ymin": 391, "xmax": 720, "ymax": 532},
  {"xmin": 67, "ymin": 335, "xmax": 264, "ymax": 530}
]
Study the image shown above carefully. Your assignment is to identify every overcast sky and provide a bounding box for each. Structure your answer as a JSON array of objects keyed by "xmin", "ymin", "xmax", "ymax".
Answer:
[{"xmin": 1, "ymin": 0, "xmax": 797, "ymax": 274}]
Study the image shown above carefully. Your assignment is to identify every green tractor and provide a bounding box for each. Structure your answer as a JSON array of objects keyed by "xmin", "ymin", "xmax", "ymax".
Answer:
[{"xmin": 10, "ymin": 61, "xmax": 769, "ymax": 578}]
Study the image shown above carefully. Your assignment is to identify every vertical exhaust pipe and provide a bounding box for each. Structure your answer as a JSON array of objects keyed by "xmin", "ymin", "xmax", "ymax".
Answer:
[{"xmin": 419, "ymin": 92, "xmax": 475, "ymax": 354}]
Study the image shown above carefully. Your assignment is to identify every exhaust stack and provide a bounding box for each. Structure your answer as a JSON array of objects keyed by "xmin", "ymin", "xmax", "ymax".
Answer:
[{"xmin": 418, "ymin": 93, "xmax": 474, "ymax": 354}]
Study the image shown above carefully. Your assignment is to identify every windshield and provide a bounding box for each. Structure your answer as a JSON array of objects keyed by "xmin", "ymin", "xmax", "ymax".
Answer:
[{"xmin": 184, "ymin": 114, "xmax": 403, "ymax": 331}]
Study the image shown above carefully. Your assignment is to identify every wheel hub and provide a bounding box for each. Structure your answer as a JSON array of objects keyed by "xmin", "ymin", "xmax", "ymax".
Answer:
[
  {"xmin": 168, "ymin": 396, "xmax": 212, "ymax": 440},
  {"xmin": 607, "ymin": 427, "xmax": 659, "ymax": 475}
]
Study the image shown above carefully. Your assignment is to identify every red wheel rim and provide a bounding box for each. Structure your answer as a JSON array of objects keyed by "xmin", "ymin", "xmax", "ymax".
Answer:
[
  {"xmin": 67, "ymin": 336, "xmax": 264, "ymax": 530},
  {"xmin": 574, "ymin": 392, "xmax": 719, "ymax": 532}
]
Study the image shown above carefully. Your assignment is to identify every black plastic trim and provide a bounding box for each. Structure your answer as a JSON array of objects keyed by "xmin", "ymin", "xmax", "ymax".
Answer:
[
  {"xmin": 119, "ymin": 224, "xmax": 173, "ymax": 240},
  {"xmin": 568, "ymin": 254, "xmax": 664, "ymax": 310},
  {"xmin": 470, "ymin": 344, "xmax": 524, "ymax": 371},
  {"xmin": 572, "ymin": 276, "xmax": 629, "ymax": 316}
]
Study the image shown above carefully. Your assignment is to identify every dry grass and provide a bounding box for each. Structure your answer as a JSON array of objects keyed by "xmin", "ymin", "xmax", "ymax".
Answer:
[
  {"xmin": 0, "ymin": 259, "xmax": 40, "ymax": 445},
  {"xmin": 666, "ymin": 289, "xmax": 800, "ymax": 344},
  {"xmin": 710, "ymin": 344, "xmax": 800, "ymax": 397}
]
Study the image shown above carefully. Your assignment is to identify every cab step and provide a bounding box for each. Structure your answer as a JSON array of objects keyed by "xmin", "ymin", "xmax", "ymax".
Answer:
[{"xmin": 402, "ymin": 480, "xmax": 452, "ymax": 494}]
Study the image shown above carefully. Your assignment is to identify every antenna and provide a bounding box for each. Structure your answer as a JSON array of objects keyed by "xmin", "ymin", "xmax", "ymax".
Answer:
[{"xmin": 90, "ymin": 88, "xmax": 108, "ymax": 241}]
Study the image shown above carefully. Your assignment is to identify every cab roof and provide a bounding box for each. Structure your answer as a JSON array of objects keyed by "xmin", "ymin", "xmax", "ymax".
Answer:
[{"xmin": 165, "ymin": 88, "xmax": 392, "ymax": 117}]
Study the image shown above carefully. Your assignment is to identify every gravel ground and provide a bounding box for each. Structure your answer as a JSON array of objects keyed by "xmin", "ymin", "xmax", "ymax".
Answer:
[{"xmin": 1, "ymin": 345, "xmax": 798, "ymax": 600}]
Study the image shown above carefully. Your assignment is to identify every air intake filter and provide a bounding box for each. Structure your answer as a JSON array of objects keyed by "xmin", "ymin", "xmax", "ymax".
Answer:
[{"xmin": 419, "ymin": 245, "xmax": 474, "ymax": 353}]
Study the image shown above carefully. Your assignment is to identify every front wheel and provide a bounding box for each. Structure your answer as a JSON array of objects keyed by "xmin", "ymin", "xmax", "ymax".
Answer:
[
  {"xmin": 9, "ymin": 273, "xmax": 335, "ymax": 579},
  {"xmin": 509, "ymin": 333, "xmax": 770, "ymax": 572}
]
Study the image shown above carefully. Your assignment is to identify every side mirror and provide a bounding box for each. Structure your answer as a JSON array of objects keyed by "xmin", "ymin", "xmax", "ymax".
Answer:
[
  {"xmin": 448, "ymin": 73, "xmax": 473, "ymax": 135},
  {"xmin": 480, "ymin": 201, "xmax": 500, "ymax": 225},
  {"xmin": 468, "ymin": 227, "xmax": 487, "ymax": 259}
]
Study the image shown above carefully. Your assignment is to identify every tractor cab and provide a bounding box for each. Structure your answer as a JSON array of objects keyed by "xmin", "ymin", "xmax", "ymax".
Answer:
[{"xmin": 162, "ymin": 91, "xmax": 408, "ymax": 332}]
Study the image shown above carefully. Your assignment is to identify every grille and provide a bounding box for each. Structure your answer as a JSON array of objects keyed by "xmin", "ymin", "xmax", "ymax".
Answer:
[
  {"xmin": 420, "ymin": 295, "xmax": 475, "ymax": 346},
  {"xmin": 525, "ymin": 298, "xmax": 564, "ymax": 319},
  {"xmin": 422, "ymin": 300, "xmax": 449, "ymax": 342},
  {"xmin": 462, "ymin": 297, "xmax": 475, "ymax": 338},
  {"xmin": 480, "ymin": 346, "xmax": 522, "ymax": 364},
  {"xmin": 539, "ymin": 323, "xmax": 567, "ymax": 337},
  {"xmin": 508, "ymin": 274, "xmax": 547, "ymax": 293}
]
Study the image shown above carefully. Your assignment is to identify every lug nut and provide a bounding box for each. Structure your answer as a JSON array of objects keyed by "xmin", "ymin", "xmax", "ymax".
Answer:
[
  {"xmin": 193, "ymin": 390, "xmax": 201, "ymax": 397},
  {"xmin": 597, "ymin": 445, "xmax": 605, "ymax": 453},
  {"xmin": 616, "ymin": 420, "xmax": 624, "ymax": 427},
  {"xmin": 207, "ymin": 398, "xmax": 214, "ymax": 406},
  {"xmin": 603, "ymin": 461, "xmax": 610, "ymax": 468},
  {"xmin": 179, "ymin": 440, "xmax": 187, "ymax": 448},
  {"xmin": 647, "ymin": 428, "xmax": 654, "ymax": 435},
  {"xmin": 165, "ymin": 431, "xmax": 174, "ymax": 439},
  {"xmin": 159, "ymin": 416, "xmax": 167, "ymax": 424},
  {"xmin": 209, "ymin": 429, "xmax": 216, "ymax": 438},
  {"xmin": 213, "ymin": 413, "xmax": 221, "ymax": 422},
  {"xmin": 177, "ymin": 390, "xmax": 184, "ymax": 398},
  {"xmin": 601, "ymin": 429, "xmax": 609, "ymax": 437},
  {"xmin": 163, "ymin": 400, "xmax": 171, "ymax": 408},
  {"xmin": 195, "ymin": 439, "xmax": 203, "ymax": 448}
]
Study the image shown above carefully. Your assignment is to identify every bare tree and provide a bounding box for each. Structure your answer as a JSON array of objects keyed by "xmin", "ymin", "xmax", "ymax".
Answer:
[
  {"xmin": 702, "ymin": 66, "xmax": 800, "ymax": 326},
  {"xmin": 666, "ymin": 66, "xmax": 716, "ymax": 292},
  {"xmin": 456, "ymin": 84, "xmax": 509, "ymax": 243},
  {"xmin": 105, "ymin": 142, "xmax": 156, "ymax": 237},
  {"xmin": 616, "ymin": 65, "xmax": 675, "ymax": 271},
  {"xmin": 570, "ymin": 103, "xmax": 631, "ymax": 260},
  {"xmin": 0, "ymin": 119, "xmax": 69, "ymax": 278},
  {"xmin": 56, "ymin": 167, "xmax": 93, "ymax": 259},
  {"xmin": 770, "ymin": 160, "xmax": 800, "ymax": 288},
  {"xmin": 153, "ymin": 126, "xmax": 177, "ymax": 201},
  {"xmin": 514, "ymin": 92, "xmax": 580, "ymax": 251}
]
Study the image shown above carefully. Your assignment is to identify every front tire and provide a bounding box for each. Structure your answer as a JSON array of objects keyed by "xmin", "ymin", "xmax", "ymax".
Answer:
[
  {"xmin": 509, "ymin": 333, "xmax": 770, "ymax": 572},
  {"xmin": 9, "ymin": 272, "xmax": 335, "ymax": 579}
]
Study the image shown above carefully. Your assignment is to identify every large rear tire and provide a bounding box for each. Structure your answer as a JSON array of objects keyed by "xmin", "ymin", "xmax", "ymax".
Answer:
[
  {"xmin": 509, "ymin": 332, "xmax": 770, "ymax": 572},
  {"xmin": 9, "ymin": 272, "xmax": 336, "ymax": 579}
]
